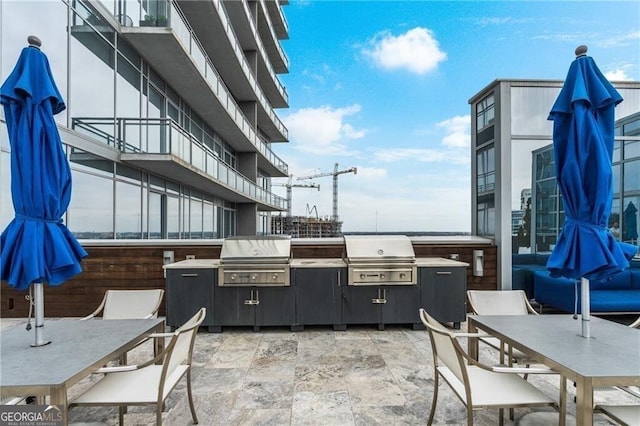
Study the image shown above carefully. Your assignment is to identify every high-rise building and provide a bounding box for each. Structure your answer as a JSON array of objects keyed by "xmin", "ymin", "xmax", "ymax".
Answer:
[
  {"xmin": 0, "ymin": 0, "xmax": 290, "ymax": 239},
  {"xmin": 469, "ymin": 79, "xmax": 640, "ymax": 289}
]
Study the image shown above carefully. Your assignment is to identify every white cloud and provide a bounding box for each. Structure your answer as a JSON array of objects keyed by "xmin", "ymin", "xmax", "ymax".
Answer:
[
  {"xmin": 436, "ymin": 115, "xmax": 470, "ymax": 149},
  {"xmin": 363, "ymin": 27, "xmax": 446, "ymax": 75},
  {"xmin": 283, "ymin": 105, "xmax": 366, "ymax": 155},
  {"xmin": 605, "ymin": 68, "xmax": 632, "ymax": 81}
]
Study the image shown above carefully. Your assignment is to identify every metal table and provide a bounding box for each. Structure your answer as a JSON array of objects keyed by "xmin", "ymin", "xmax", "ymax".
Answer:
[
  {"xmin": 468, "ymin": 315, "xmax": 640, "ymax": 426},
  {"xmin": 1, "ymin": 318, "xmax": 164, "ymax": 423}
]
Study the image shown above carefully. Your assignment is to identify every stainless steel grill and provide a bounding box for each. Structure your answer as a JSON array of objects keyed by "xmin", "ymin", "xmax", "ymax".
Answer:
[
  {"xmin": 218, "ymin": 236, "xmax": 291, "ymax": 286},
  {"xmin": 343, "ymin": 235, "xmax": 417, "ymax": 286}
]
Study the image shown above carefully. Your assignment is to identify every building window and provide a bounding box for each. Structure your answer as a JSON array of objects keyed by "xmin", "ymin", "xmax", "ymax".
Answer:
[
  {"xmin": 477, "ymin": 196, "xmax": 495, "ymax": 237},
  {"xmin": 476, "ymin": 93, "xmax": 495, "ymax": 130},
  {"xmin": 476, "ymin": 144, "xmax": 495, "ymax": 194}
]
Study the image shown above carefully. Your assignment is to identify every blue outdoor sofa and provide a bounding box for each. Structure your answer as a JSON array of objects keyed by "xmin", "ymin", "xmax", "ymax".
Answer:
[
  {"xmin": 512, "ymin": 253, "xmax": 551, "ymax": 299},
  {"xmin": 534, "ymin": 266, "xmax": 640, "ymax": 314}
]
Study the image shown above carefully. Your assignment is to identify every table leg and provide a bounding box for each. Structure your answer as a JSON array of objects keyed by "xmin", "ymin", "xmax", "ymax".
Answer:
[
  {"xmin": 575, "ymin": 377, "xmax": 593, "ymax": 426},
  {"xmin": 559, "ymin": 375, "xmax": 567, "ymax": 426},
  {"xmin": 49, "ymin": 385, "xmax": 68, "ymax": 425},
  {"xmin": 468, "ymin": 321, "xmax": 479, "ymax": 361},
  {"xmin": 154, "ymin": 321, "xmax": 165, "ymax": 365}
]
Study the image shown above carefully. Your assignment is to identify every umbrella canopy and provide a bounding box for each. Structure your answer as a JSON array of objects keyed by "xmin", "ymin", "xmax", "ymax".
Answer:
[
  {"xmin": 546, "ymin": 46, "xmax": 637, "ymax": 337},
  {"xmin": 623, "ymin": 201, "xmax": 638, "ymax": 242},
  {"xmin": 547, "ymin": 46, "xmax": 636, "ymax": 281},
  {"xmin": 1, "ymin": 40, "xmax": 87, "ymax": 291}
]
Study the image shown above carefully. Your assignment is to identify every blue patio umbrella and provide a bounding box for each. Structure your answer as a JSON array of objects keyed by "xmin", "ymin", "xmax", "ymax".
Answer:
[
  {"xmin": 546, "ymin": 45, "xmax": 637, "ymax": 337},
  {"xmin": 623, "ymin": 201, "xmax": 638, "ymax": 242},
  {"xmin": 1, "ymin": 36, "xmax": 87, "ymax": 346}
]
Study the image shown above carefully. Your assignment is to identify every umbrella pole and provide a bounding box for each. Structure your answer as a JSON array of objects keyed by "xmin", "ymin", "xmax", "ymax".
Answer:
[
  {"xmin": 581, "ymin": 278, "xmax": 591, "ymax": 338},
  {"xmin": 31, "ymin": 283, "xmax": 51, "ymax": 347}
]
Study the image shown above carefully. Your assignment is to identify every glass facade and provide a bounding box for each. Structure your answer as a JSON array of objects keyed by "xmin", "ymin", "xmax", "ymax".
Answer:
[
  {"xmin": 531, "ymin": 113, "xmax": 640, "ymax": 254},
  {"xmin": 0, "ymin": 0, "xmax": 289, "ymax": 239}
]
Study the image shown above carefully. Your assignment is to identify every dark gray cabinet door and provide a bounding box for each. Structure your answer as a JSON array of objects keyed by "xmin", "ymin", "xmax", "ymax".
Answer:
[
  {"xmin": 381, "ymin": 285, "xmax": 421, "ymax": 325},
  {"xmin": 214, "ymin": 286, "xmax": 295, "ymax": 327},
  {"xmin": 419, "ymin": 267, "xmax": 467, "ymax": 326},
  {"xmin": 255, "ymin": 287, "xmax": 295, "ymax": 326},
  {"xmin": 294, "ymin": 268, "xmax": 344, "ymax": 326},
  {"xmin": 165, "ymin": 268, "xmax": 215, "ymax": 328},
  {"xmin": 342, "ymin": 286, "xmax": 381, "ymax": 324},
  {"xmin": 213, "ymin": 287, "xmax": 254, "ymax": 326}
]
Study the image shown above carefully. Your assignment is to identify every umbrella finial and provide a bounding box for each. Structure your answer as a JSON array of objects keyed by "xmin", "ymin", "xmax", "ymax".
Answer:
[
  {"xmin": 27, "ymin": 35, "xmax": 42, "ymax": 49},
  {"xmin": 575, "ymin": 45, "xmax": 588, "ymax": 58}
]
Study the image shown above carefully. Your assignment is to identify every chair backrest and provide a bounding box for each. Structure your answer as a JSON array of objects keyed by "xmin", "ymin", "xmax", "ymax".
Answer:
[
  {"xmin": 467, "ymin": 290, "xmax": 531, "ymax": 315},
  {"xmin": 102, "ymin": 289, "xmax": 165, "ymax": 319},
  {"xmin": 163, "ymin": 307, "xmax": 206, "ymax": 384},
  {"xmin": 419, "ymin": 308, "xmax": 467, "ymax": 386}
]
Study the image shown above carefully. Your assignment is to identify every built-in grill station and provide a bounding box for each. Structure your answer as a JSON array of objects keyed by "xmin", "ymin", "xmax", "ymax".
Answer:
[
  {"xmin": 218, "ymin": 235, "xmax": 291, "ymax": 287},
  {"xmin": 344, "ymin": 235, "xmax": 417, "ymax": 286}
]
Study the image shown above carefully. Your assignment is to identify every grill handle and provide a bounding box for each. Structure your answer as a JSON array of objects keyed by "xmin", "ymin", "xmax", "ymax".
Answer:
[
  {"xmin": 436, "ymin": 271, "xmax": 452, "ymax": 275},
  {"xmin": 181, "ymin": 273, "xmax": 198, "ymax": 277}
]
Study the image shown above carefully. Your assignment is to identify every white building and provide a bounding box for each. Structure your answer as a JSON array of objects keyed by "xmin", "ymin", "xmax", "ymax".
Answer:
[
  {"xmin": 0, "ymin": 0, "xmax": 291, "ymax": 238},
  {"xmin": 469, "ymin": 79, "xmax": 640, "ymax": 289}
]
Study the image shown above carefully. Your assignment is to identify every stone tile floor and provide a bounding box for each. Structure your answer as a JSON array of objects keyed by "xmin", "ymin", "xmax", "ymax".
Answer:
[{"xmin": 2, "ymin": 318, "xmax": 636, "ymax": 425}]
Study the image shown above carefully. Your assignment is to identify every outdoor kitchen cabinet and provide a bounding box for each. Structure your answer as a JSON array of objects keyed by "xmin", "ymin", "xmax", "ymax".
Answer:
[
  {"xmin": 165, "ymin": 267, "xmax": 216, "ymax": 332},
  {"xmin": 213, "ymin": 286, "xmax": 295, "ymax": 331},
  {"xmin": 419, "ymin": 266, "xmax": 467, "ymax": 329},
  {"xmin": 293, "ymin": 267, "xmax": 346, "ymax": 330},
  {"xmin": 341, "ymin": 285, "xmax": 421, "ymax": 330}
]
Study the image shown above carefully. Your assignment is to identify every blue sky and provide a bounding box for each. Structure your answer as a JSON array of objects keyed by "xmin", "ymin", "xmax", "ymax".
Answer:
[{"xmin": 272, "ymin": 1, "xmax": 640, "ymax": 233}]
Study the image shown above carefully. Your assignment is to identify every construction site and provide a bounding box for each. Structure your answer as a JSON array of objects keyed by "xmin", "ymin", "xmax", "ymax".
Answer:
[{"xmin": 270, "ymin": 163, "xmax": 356, "ymax": 238}]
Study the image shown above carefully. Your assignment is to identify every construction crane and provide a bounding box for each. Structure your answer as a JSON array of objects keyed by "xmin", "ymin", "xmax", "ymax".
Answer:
[
  {"xmin": 273, "ymin": 175, "xmax": 320, "ymax": 216},
  {"xmin": 297, "ymin": 163, "xmax": 357, "ymax": 221}
]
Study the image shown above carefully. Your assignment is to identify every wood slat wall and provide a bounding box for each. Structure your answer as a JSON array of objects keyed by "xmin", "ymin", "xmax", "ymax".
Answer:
[{"xmin": 0, "ymin": 243, "xmax": 497, "ymax": 318}]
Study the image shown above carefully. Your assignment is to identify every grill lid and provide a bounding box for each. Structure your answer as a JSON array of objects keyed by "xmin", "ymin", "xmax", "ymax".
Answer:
[
  {"xmin": 219, "ymin": 235, "xmax": 291, "ymax": 264},
  {"xmin": 343, "ymin": 235, "xmax": 415, "ymax": 263}
]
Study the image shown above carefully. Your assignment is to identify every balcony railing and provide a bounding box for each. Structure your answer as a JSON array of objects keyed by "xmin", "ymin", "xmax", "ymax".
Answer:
[
  {"xmin": 71, "ymin": 117, "xmax": 286, "ymax": 210},
  {"xmin": 91, "ymin": 0, "xmax": 288, "ymax": 173}
]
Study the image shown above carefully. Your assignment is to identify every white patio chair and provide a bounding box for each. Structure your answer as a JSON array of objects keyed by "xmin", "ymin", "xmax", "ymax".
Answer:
[
  {"xmin": 466, "ymin": 290, "xmax": 540, "ymax": 369},
  {"xmin": 595, "ymin": 385, "xmax": 640, "ymax": 426},
  {"xmin": 69, "ymin": 307, "xmax": 205, "ymax": 426},
  {"xmin": 81, "ymin": 289, "xmax": 165, "ymax": 364},
  {"xmin": 81, "ymin": 289, "xmax": 165, "ymax": 320},
  {"xmin": 593, "ymin": 319, "xmax": 640, "ymax": 425},
  {"xmin": 419, "ymin": 308, "xmax": 563, "ymax": 426}
]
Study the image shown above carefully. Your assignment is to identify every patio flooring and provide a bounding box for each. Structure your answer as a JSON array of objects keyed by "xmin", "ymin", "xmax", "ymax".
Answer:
[{"xmin": 1, "ymin": 318, "xmax": 635, "ymax": 425}]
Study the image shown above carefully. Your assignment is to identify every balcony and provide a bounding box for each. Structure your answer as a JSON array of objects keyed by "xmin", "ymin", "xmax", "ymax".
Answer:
[
  {"xmin": 263, "ymin": 0, "xmax": 289, "ymax": 40},
  {"xmin": 175, "ymin": 0, "xmax": 289, "ymax": 138},
  {"xmin": 221, "ymin": 0, "xmax": 289, "ymax": 109},
  {"xmin": 71, "ymin": 117, "xmax": 287, "ymax": 212},
  {"xmin": 70, "ymin": 2, "xmax": 288, "ymax": 175},
  {"xmin": 256, "ymin": 0, "xmax": 289, "ymax": 74}
]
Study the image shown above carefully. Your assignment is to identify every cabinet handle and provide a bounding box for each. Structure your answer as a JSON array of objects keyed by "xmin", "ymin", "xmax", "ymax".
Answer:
[
  {"xmin": 244, "ymin": 290, "xmax": 260, "ymax": 305},
  {"xmin": 436, "ymin": 271, "xmax": 452, "ymax": 275},
  {"xmin": 181, "ymin": 273, "xmax": 198, "ymax": 277},
  {"xmin": 337, "ymin": 270, "xmax": 341, "ymax": 287},
  {"xmin": 371, "ymin": 298, "xmax": 387, "ymax": 304}
]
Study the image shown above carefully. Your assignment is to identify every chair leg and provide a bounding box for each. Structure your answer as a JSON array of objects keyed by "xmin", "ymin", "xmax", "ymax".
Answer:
[
  {"xmin": 186, "ymin": 369, "xmax": 199, "ymax": 424},
  {"xmin": 157, "ymin": 402, "xmax": 163, "ymax": 426},
  {"xmin": 118, "ymin": 406, "xmax": 125, "ymax": 426},
  {"xmin": 428, "ymin": 374, "xmax": 439, "ymax": 425},
  {"xmin": 468, "ymin": 405, "xmax": 474, "ymax": 426},
  {"xmin": 499, "ymin": 408, "xmax": 504, "ymax": 426}
]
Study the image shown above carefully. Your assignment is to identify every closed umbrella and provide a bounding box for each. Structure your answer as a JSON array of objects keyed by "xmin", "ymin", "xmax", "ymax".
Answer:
[
  {"xmin": 546, "ymin": 45, "xmax": 637, "ymax": 338},
  {"xmin": 1, "ymin": 36, "xmax": 87, "ymax": 346},
  {"xmin": 623, "ymin": 201, "xmax": 638, "ymax": 242}
]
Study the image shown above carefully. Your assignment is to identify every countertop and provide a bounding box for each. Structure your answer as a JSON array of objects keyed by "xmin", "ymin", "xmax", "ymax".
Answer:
[{"xmin": 164, "ymin": 257, "xmax": 468, "ymax": 269}]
